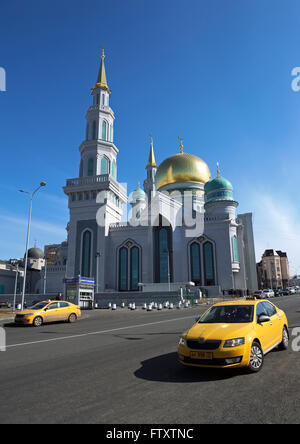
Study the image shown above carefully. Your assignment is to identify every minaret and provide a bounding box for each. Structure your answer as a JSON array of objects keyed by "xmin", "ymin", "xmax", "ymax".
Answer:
[
  {"xmin": 143, "ymin": 135, "xmax": 157, "ymax": 203},
  {"xmin": 63, "ymin": 49, "xmax": 127, "ymax": 286},
  {"xmin": 78, "ymin": 47, "xmax": 117, "ymax": 179}
]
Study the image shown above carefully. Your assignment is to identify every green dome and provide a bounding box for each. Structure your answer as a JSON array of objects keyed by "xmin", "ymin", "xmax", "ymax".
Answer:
[
  {"xmin": 204, "ymin": 176, "xmax": 234, "ymax": 204},
  {"xmin": 205, "ymin": 176, "xmax": 233, "ymax": 193},
  {"xmin": 131, "ymin": 184, "xmax": 146, "ymax": 202}
]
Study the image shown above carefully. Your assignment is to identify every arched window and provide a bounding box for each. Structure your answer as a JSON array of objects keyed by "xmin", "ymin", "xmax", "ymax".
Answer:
[
  {"xmin": 111, "ymin": 161, "xmax": 116, "ymax": 178},
  {"xmin": 190, "ymin": 242, "xmax": 201, "ymax": 285},
  {"xmin": 130, "ymin": 247, "xmax": 139, "ymax": 291},
  {"xmin": 86, "ymin": 123, "xmax": 89, "ymax": 141},
  {"xmin": 203, "ymin": 241, "xmax": 215, "ymax": 286},
  {"xmin": 102, "ymin": 120, "xmax": 107, "ymax": 140},
  {"xmin": 100, "ymin": 157, "xmax": 108, "ymax": 175},
  {"xmin": 92, "ymin": 121, "xmax": 97, "ymax": 140},
  {"xmin": 232, "ymin": 236, "xmax": 239, "ymax": 263},
  {"xmin": 119, "ymin": 247, "xmax": 128, "ymax": 291},
  {"xmin": 81, "ymin": 231, "xmax": 92, "ymax": 277},
  {"xmin": 79, "ymin": 160, "xmax": 83, "ymax": 178},
  {"xmin": 87, "ymin": 158, "xmax": 94, "ymax": 177},
  {"xmin": 154, "ymin": 216, "xmax": 172, "ymax": 284},
  {"xmin": 158, "ymin": 228, "xmax": 170, "ymax": 283}
]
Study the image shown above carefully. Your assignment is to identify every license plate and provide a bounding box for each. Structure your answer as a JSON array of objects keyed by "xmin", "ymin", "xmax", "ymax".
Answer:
[{"xmin": 190, "ymin": 351, "xmax": 213, "ymax": 359}]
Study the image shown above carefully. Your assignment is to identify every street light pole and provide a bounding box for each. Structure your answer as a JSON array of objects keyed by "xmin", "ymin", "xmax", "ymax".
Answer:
[
  {"xmin": 43, "ymin": 258, "xmax": 47, "ymax": 295},
  {"xmin": 11, "ymin": 260, "xmax": 19, "ymax": 312},
  {"xmin": 20, "ymin": 182, "xmax": 46, "ymax": 310},
  {"xmin": 95, "ymin": 252, "xmax": 101, "ymax": 294}
]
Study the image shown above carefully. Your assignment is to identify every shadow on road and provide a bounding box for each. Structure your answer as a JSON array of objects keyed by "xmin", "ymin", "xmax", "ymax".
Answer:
[{"xmin": 134, "ymin": 352, "xmax": 245, "ymax": 383}]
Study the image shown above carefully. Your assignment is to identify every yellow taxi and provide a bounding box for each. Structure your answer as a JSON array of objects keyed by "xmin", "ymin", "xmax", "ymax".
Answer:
[
  {"xmin": 178, "ymin": 298, "xmax": 289, "ymax": 372},
  {"xmin": 15, "ymin": 301, "xmax": 81, "ymax": 327}
]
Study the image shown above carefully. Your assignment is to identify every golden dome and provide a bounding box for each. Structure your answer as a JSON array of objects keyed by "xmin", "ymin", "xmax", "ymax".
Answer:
[{"xmin": 155, "ymin": 152, "xmax": 211, "ymax": 190}]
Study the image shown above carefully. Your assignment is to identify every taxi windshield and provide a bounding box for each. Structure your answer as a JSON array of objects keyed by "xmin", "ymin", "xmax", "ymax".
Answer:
[
  {"xmin": 199, "ymin": 305, "xmax": 254, "ymax": 324},
  {"xmin": 30, "ymin": 302, "xmax": 49, "ymax": 310}
]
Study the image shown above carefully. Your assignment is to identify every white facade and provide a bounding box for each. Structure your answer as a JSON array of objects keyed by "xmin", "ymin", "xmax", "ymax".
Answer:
[{"xmin": 58, "ymin": 52, "xmax": 258, "ymax": 297}]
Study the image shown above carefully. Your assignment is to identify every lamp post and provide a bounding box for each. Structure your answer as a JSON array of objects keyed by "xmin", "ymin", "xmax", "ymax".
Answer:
[
  {"xmin": 43, "ymin": 258, "xmax": 47, "ymax": 295},
  {"xmin": 95, "ymin": 252, "xmax": 101, "ymax": 294},
  {"xmin": 19, "ymin": 182, "xmax": 46, "ymax": 310},
  {"xmin": 11, "ymin": 260, "xmax": 19, "ymax": 312}
]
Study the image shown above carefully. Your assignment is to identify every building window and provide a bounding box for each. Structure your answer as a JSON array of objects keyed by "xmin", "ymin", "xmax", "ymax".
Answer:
[
  {"xmin": 100, "ymin": 157, "xmax": 108, "ymax": 175},
  {"xmin": 81, "ymin": 231, "xmax": 92, "ymax": 277},
  {"xmin": 130, "ymin": 247, "xmax": 139, "ymax": 291},
  {"xmin": 203, "ymin": 241, "xmax": 215, "ymax": 286},
  {"xmin": 102, "ymin": 120, "xmax": 107, "ymax": 141},
  {"xmin": 190, "ymin": 242, "xmax": 201, "ymax": 285},
  {"xmin": 86, "ymin": 123, "xmax": 89, "ymax": 140},
  {"xmin": 118, "ymin": 244, "xmax": 140, "ymax": 291},
  {"xmin": 102, "ymin": 94, "xmax": 105, "ymax": 105},
  {"xmin": 111, "ymin": 160, "xmax": 116, "ymax": 178},
  {"xmin": 92, "ymin": 121, "xmax": 97, "ymax": 140},
  {"xmin": 119, "ymin": 247, "xmax": 128, "ymax": 291},
  {"xmin": 87, "ymin": 158, "xmax": 94, "ymax": 177},
  {"xmin": 232, "ymin": 236, "xmax": 239, "ymax": 263}
]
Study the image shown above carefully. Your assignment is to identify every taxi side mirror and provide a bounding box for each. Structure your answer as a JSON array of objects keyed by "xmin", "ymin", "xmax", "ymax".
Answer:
[
  {"xmin": 258, "ymin": 314, "xmax": 270, "ymax": 323},
  {"xmin": 195, "ymin": 316, "xmax": 201, "ymax": 323}
]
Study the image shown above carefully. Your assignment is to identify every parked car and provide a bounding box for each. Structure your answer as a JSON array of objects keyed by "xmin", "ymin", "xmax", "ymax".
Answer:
[
  {"xmin": 253, "ymin": 290, "xmax": 265, "ymax": 299},
  {"xmin": 0, "ymin": 301, "xmax": 11, "ymax": 309},
  {"xmin": 274, "ymin": 289, "xmax": 281, "ymax": 297},
  {"xmin": 263, "ymin": 289, "xmax": 274, "ymax": 298},
  {"xmin": 281, "ymin": 289, "xmax": 290, "ymax": 296}
]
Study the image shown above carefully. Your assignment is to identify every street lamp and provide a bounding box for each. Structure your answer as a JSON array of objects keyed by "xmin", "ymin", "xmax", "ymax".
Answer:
[
  {"xmin": 10, "ymin": 259, "xmax": 19, "ymax": 312},
  {"xmin": 95, "ymin": 252, "xmax": 102, "ymax": 293},
  {"xmin": 19, "ymin": 182, "xmax": 46, "ymax": 310}
]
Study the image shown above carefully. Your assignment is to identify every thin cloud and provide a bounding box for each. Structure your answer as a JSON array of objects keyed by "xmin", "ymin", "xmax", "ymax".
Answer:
[{"xmin": 250, "ymin": 192, "xmax": 300, "ymax": 271}]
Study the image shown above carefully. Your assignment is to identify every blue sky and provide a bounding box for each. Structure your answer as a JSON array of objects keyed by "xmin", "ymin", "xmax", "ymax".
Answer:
[{"xmin": 1, "ymin": 0, "xmax": 300, "ymax": 273}]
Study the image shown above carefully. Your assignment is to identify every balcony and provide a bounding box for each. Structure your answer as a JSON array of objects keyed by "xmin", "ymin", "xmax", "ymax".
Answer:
[
  {"xmin": 64, "ymin": 174, "xmax": 127, "ymax": 203},
  {"xmin": 66, "ymin": 174, "xmax": 109, "ymax": 188}
]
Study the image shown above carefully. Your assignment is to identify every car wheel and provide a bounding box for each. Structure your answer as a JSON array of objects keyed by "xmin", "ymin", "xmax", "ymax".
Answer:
[
  {"xmin": 278, "ymin": 327, "xmax": 289, "ymax": 350},
  {"xmin": 33, "ymin": 316, "xmax": 43, "ymax": 327},
  {"xmin": 68, "ymin": 313, "xmax": 77, "ymax": 323},
  {"xmin": 248, "ymin": 341, "xmax": 264, "ymax": 373}
]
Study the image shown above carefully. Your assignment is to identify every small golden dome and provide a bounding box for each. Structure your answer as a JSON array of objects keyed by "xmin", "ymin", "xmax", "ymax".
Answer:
[{"xmin": 155, "ymin": 152, "xmax": 211, "ymax": 190}]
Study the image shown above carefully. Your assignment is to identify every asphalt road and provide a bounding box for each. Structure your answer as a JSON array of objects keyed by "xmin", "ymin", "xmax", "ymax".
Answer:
[{"xmin": 0, "ymin": 296, "xmax": 299, "ymax": 424}]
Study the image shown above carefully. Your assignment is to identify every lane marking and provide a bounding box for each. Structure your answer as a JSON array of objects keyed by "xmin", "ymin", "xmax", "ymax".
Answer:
[{"xmin": 6, "ymin": 315, "xmax": 196, "ymax": 349}]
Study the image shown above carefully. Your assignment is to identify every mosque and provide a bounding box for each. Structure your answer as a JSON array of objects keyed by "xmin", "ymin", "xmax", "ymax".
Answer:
[{"xmin": 60, "ymin": 50, "xmax": 258, "ymax": 299}]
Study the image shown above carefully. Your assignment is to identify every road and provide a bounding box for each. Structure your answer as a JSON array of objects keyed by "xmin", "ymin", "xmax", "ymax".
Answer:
[{"xmin": 0, "ymin": 296, "xmax": 299, "ymax": 424}]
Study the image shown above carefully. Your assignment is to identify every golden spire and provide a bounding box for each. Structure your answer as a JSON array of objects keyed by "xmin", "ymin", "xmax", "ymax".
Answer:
[
  {"xmin": 217, "ymin": 162, "xmax": 221, "ymax": 177},
  {"xmin": 178, "ymin": 136, "xmax": 184, "ymax": 154},
  {"xmin": 92, "ymin": 47, "xmax": 111, "ymax": 94},
  {"xmin": 146, "ymin": 134, "xmax": 157, "ymax": 168}
]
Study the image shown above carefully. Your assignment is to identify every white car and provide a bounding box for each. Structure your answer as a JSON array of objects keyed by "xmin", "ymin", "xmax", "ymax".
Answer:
[{"xmin": 263, "ymin": 289, "xmax": 274, "ymax": 298}]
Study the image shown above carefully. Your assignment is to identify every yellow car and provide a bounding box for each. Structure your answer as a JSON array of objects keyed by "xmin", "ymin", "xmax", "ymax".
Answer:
[
  {"xmin": 15, "ymin": 301, "xmax": 81, "ymax": 327},
  {"xmin": 178, "ymin": 298, "xmax": 289, "ymax": 372}
]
